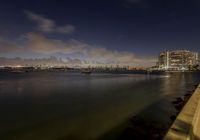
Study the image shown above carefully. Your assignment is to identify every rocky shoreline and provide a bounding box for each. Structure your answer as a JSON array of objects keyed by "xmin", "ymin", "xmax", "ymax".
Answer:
[
  {"xmin": 117, "ymin": 84, "xmax": 198, "ymax": 140},
  {"xmin": 170, "ymin": 84, "xmax": 198, "ymax": 121}
]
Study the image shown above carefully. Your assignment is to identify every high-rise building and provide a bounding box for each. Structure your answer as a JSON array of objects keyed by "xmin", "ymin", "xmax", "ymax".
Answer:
[{"xmin": 157, "ymin": 50, "xmax": 199, "ymax": 71}]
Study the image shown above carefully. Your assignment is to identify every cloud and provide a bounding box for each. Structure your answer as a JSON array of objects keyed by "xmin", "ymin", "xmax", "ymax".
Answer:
[
  {"xmin": 27, "ymin": 33, "xmax": 156, "ymax": 66},
  {"xmin": 0, "ymin": 39, "xmax": 20, "ymax": 53},
  {"xmin": 0, "ymin": 57, "xmax": 67, "ymax": 66},
  {"xmin": 25, "ymin": 32, "xmax": 87, "ymax": 54},
  {"xmin": 56, "ymin": 25, "xmax": 75, "ymax": 34},
  {"xmin": 0, "ymin": 32, "xmax": 156, "ymax": 67},
  {"xmin": 66, "ymin": 57, "xmax": 82, "ymax": 65},
  {"xmin": 25, "ymin": 11, "xmax": 75, "ymax": 34},
  {"xmin": 0, "ymin": 10, "xmax": 156, "ymax": 67}
]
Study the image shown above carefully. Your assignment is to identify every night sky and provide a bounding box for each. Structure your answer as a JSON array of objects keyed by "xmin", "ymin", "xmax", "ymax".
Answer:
[{"xmin": 0, "ymin": 0, "xmax": 200, "ymax": 66}]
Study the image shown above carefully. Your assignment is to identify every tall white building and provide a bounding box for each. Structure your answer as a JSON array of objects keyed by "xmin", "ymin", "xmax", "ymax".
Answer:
[{"xmin": 158, "ymin": 50, "xmax": 199, "ymax": 71}]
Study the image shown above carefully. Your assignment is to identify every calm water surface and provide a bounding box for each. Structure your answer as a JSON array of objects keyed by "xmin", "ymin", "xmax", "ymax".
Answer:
[{"xmin": 0, "ymin": 72, "xmax": 200, "ymax": 140}]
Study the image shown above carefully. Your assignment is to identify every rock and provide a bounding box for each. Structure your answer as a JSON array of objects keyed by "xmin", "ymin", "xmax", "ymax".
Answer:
[
  {"xmin": 194, "ymin": 84, "xmax": 198, "ymax": 88},
  {"xmin": 172, "ymin": 97, "xmax": 183, "ymax": 104},
  {"xmin": 184, "ymin": 93, "xmax": 191, "ymax": 97},
  {"xmin": 170, "ymin": 115, "xmax": 176, "ymax": 122}
]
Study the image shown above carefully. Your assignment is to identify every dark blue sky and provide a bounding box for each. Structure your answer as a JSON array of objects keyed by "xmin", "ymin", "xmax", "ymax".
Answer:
[{"xmin": 0, "ymin": 0, "xmax": 200, "ymax": 66}]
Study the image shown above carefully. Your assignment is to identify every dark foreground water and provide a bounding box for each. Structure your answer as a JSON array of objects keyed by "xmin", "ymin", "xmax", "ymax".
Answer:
[{"xmin": 0, "ymin": 72, "xmax": 200, "ymax": 140}]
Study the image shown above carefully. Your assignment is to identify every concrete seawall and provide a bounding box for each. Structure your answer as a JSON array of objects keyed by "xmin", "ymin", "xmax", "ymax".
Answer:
[{"xmin": 164, "ymin": 84, "xmax": 200, "ymax": 140}]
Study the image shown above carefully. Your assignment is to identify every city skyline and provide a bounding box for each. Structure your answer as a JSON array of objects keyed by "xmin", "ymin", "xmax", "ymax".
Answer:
[
  {"xmin": 157, "ymin": 50, "xmax": 199, "ymax": 71},
  {"xmin": 1, "ymin": 0, "xmax": 200, "ymax": 67}
]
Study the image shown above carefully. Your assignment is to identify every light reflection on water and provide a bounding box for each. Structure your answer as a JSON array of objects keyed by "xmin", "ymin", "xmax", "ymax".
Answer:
[{"xmin": 0, "ymin": 72, "xmax": 199, "ymax": 140}]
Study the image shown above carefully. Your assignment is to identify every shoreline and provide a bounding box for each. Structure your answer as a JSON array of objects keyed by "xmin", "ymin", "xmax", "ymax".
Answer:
[
  {"xmin": 116, "ymin": 84, "xmax": 199, "ymax": 140},
  {"xmin": 0, "ymin": 67, "xmax": 200, "ymax": 75}
]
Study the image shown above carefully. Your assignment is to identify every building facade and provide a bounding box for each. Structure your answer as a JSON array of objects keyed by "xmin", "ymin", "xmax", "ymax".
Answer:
[{"xmin": 158, "ymin": 50, "xmax": 199, "ymax": 71}]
